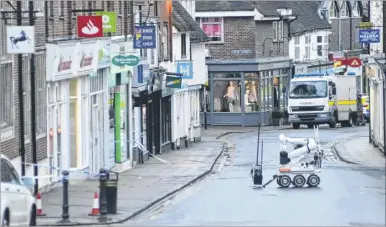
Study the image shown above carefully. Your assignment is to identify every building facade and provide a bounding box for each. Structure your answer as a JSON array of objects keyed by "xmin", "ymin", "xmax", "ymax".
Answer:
[
  {"xmin": 0, "ymin": 0, "xmax": 49, "ymax": 186},
  {"xmin": 196, "ymin": 1, "xmax": 293, "ymax": 126}
]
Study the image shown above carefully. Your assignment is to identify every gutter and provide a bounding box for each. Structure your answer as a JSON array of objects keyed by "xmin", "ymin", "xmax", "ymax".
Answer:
[{"xmin": 288, "ymin": 15, "xmax": 298, "ymax": 39}]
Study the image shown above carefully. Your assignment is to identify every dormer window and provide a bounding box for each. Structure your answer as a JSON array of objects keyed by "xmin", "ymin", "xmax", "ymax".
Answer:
[
  {"xmin": 340, "ymin": 1, "xmax": 349, "ymax": 17},
  {"xmin": 351, "ymin": 1, "xmax": 362, "ymax": 17},
  {"xmin": 329, "ymin": 2, "xmax": 338, "ymax": 18}
]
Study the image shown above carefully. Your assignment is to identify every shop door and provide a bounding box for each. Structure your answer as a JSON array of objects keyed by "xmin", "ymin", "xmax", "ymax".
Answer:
[
  {"xmin": 146, "ymin": 100, "xmax": 154, "ymax": 155},
  {"xmin": 153, "ymin": 91, "xmax": 161, "ymax": 154},
  {"xmin": 90, "ymin": 94, "xmax": 104, "ymax": 175},
  {"xmin": 47, "ymin": 106, "xmax": 55, "ymax": 183}
]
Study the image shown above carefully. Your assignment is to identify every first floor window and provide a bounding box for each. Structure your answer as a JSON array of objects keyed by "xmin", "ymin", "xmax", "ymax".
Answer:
[
  {"xmin": 200, "ymin": 17, "xmax": 223, "ymax": 43},
  {"xmin": 0, "ymin": 63, "xmax": 14, "ymax": 139}
]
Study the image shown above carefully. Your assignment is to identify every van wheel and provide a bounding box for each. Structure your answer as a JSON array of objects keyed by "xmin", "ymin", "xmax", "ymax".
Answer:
[{"xmin": 292, "ymin": 124, "xmax": 300, "ymax": 129}]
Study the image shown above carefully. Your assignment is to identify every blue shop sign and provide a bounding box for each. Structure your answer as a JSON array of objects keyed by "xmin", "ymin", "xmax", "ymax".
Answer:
[
  {"xmin": 134, "ymin": 26, "xmax": 156, "ymax": 49},
  {"xmin": 176, "ymin": 61, "xmax": 193, "ymax": 79},
  {"xmin": 308, "ymin": 68, "xmax": 334, "ymax": 74},
  {"xmin": 359, "ymin": 29, "xmax": 380, "ymax": 44}
]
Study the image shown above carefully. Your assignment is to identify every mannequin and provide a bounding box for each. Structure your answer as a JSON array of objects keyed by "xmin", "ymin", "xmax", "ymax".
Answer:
[
  {"xmin": 245, "ymin": 89, "xmax": 254, "ymax": 112},
  {"xmin": 224, "ymin": 81, "xmax": 240, "ymax": 112},
  {"xmin": 248, "ymin": 81, "xmax": 258, "ymax": 103}
]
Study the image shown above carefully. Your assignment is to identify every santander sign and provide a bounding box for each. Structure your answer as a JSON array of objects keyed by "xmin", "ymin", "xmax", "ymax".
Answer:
[{"xmin": 77, "ymin": 16, "xmax": 103, "ymax": 38}]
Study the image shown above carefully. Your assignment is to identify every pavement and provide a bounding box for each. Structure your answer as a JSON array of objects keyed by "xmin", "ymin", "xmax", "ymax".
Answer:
[
  {"xmin": 121, "ymin": 126, "xmax": 386, "ymax": 226},
  {"xmin": 37, "ymin": 126, "xmax": 285, "ymax": 226},
  {"xmin": 334, "ymin": 135, "xmax": 386, "ymax": 168}
]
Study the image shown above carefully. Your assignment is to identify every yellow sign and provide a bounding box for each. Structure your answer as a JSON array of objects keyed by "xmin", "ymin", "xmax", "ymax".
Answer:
[
  {"xmin": 359, "ymin": 22, "xmax": 374, "ymax": 28},
  {"xmin": 334, "ymin": 61, "xmax": 342, "ymax": 68}
]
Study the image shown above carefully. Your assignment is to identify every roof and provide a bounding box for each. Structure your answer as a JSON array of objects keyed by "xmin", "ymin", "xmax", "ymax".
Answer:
[
  {"xmin": 287, "ymin": 1, "xmax": 331, "ymax": 35},
  {"xmin": 172, "ymin": 1, "xmax": 210, "ymax": 43},
  {"xmin": 196, "ymin": 1, "xmax": 254, "ymax": 12}
]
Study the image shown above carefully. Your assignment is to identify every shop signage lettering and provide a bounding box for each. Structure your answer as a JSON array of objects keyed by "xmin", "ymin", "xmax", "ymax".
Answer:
[
  {"xmin": 80, "ymin": 53, "xmax": 94, "ymax": 67},
  {"xmin": 134, "ymin": 25, "xmax": 156, "ymax": 49},
  {"xmin": 112, "ymin": 55, "xmax": 140, "ymax": 67},
  {"xmin": 58, "ymin": 56, "xmax": 72, "ymax": 72}
]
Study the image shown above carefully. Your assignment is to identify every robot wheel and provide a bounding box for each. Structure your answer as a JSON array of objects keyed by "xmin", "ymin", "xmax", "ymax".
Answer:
[
  {"xmin": 277, "ymin": 175, "xmax": 291, "ymax": 188},
  {"xmin": 306, "ymin": 174, "xmax": 320, "ymax": 187},
  {"xmin": 292, "ymin": 174, "xmax": 306, "ymax": 187}
]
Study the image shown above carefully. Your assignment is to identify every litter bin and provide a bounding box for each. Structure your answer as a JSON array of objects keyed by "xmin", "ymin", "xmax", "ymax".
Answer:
[{"xmin": 105, "ymin": 171, "xmax": 119, "ymax": 214}]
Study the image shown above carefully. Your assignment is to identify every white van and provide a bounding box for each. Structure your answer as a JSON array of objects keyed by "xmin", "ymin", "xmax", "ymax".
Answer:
[{"xmin": 1, "ymin": 154, "xmax": 36, "ymax": 226}]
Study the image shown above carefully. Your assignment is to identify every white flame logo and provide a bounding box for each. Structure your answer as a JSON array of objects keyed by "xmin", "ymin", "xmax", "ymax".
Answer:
[{"xmin": 81, "ymin": 20, "xmax": 99, "ymax": 35}]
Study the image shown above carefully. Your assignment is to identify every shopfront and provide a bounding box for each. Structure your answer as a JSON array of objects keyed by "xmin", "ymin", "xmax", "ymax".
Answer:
[
  {"xmin": 132, "ymin": 62, "xmax": 151, "ymax": 164},
  {"xmin": 46, "ymin": 40, "xmax": 99, "ymax": 179},
  {"xmin": 204, "ymin": 58, "xmax": 292, "ymax": 126},
  {"xmin": 172, "ymin": 85, "xmax": 201, "ymax": 149},
  {"xmin": 108, "ymin": 39, "xmax": 139, "ymax": 170}
]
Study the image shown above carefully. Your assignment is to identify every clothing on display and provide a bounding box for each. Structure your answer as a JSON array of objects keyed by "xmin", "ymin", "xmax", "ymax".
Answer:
[{"xmin": 224, "ymin": 81, "xmax": 240, "ymax": 112}]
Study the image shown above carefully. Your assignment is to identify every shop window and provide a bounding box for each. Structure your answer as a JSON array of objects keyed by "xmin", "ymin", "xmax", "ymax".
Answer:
[
  {"xmin": 0, "ymin": 63, "xmax": 14, "ymax": 141},
  {"xmin": 244, "ymin": 73, "xmax": 259, "ymax": 112},
  {"xmin": 213, "ymin": 80, "xmax": 241, "ymax": 113},
  {"xmin": 69, "ymin": 98, "xmax": 77, "ymax": 168}
]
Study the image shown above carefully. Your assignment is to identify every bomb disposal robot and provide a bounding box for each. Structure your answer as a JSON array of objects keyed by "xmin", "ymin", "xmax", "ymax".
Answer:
[{"xmin": 257, "ymin": 126, "xmax": 324, "ymax": 188}]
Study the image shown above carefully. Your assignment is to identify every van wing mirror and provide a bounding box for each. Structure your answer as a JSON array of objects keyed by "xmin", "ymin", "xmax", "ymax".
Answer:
[{"xmin": 332, "ymin": 87, "xmax": 336, "ymax": 95}]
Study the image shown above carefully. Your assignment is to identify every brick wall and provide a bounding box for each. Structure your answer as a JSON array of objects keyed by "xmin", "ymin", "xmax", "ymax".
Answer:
[
  {"xmin": 198, "ymin": 16, "xmax": 290, "ymax": 60},
  {"xmin": 1, "ymin": 0, "xmax": 47, "ymax": 161},
  {"xmin": 201, "ymin": 17, "xmax": 256, "ymax": 60}
]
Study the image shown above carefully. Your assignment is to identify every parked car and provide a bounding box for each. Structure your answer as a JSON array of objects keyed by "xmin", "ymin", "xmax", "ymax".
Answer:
[{"xmin": 1, "ymin": 154, "xmax": 36, "ymax": 226}]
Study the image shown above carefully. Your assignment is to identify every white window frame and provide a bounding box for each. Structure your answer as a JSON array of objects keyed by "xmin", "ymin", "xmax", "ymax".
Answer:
[
  {"xmin": 340, "ymin": 1, "xmax": 349, "ymax": 17},
  {"xmin": 273, "ymin": 21, "xmax": 278, "ymax": 41},
  {"xmin": 294, "ymin": 36, "xmax": 300, "ymax": 60},
  {"xmin": 0, "ymin": 62, "xmax": 15, "ymax": 142},
  {"xmin": 351, "ymin": 1, "xmax": 361, "ymax": 17},
  {"xmin": 316, "ymin": 36, "xmax": 323, "ymax": 57},
  {"xmin": 200, "ymin": 17, "xmax": 224, "ymax": 44},
  {"xmin": 329, "ymin": 1, "xmax": 338, "ymax": 18},
  {"xmin": 304, "ymin": 35, "xmax": 311, "ymax": 59}
]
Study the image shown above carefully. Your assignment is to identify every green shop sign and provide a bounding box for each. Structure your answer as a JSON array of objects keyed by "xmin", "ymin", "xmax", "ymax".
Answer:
[
  {"xmin": 166, "ymin": 76, "xmax": 182, "ymax": 89},
  {"xmin": 112, "ymin": 55, "xmax": 140, "ymax": 67}
]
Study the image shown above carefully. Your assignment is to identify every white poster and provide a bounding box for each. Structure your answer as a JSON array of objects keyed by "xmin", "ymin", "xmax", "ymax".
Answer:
[{"xmin": 7, "ymin": 26, "xmax": 35, "ymax": 54}]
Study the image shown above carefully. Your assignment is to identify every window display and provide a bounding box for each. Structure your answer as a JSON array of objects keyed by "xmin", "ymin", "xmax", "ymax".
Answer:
[
  {"xmin": 244, "ymin": 80, "xmax": 259, "ymax": 112},
  {"xmin": 213, "ymin": 80, "xmax": 241, "ymax": 112}
]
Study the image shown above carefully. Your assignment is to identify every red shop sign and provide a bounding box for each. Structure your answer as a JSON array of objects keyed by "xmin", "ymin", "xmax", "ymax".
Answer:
[{"xmin": 77, "ymin": 16, "xmax": 103, "ymax": 38}]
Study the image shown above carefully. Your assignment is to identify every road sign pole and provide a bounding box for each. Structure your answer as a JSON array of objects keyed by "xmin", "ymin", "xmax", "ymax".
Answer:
[
  {"xmin": 29, "ymin": 0, "xmax": 38, "ymax": 196},
  {"xmin": 16, "ymin": 0, "xmax": 26, "ymax": 177}
]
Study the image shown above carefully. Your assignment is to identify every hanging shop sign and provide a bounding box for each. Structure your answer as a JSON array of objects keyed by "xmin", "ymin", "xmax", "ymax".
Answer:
[
  {"xmin": 77, "ymin": 16, "xmax": 103, "ymax": 38},
  {"xmin": 176, "ymin": 61, "xmax": 193, "ymax": 79},
  {"xmin": 359, "ymin": 29, "xmax": 380, "ymax": 44},
  {"xmin": 133, "ymin": 25, "xmax": 156, "ymax": 49},
  {"xmin": 165, "ymin": 76, "xmax": 182, "ymax": 89},
  {"xmin": 95, "ymin": 11, "xmax": 117, "ymax": 33},
  {"xmin": 97, "ymin": 39, "xmax": 111, "ymax": 69},
  {"xmin": 110, "ymin": 40, "xmax": 140, "ymax": 74},
  {"xmin": 6, "ymin": 26, "xmax": 35, "ymax": 54}
]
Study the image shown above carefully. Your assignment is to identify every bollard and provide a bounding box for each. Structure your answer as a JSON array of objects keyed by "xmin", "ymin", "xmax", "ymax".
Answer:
[
  {"xmin": 98, "ymin": 168, "xmax": 108, "ymax": 222},
  {"xmin": 58, "ymin": 170, "xmax": 70, "ymax": 224}
]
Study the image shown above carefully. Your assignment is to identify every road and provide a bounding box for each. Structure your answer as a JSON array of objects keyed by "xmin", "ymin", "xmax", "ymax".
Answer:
[{"xmin": 114, "ymin": 126, "xmax": 385, "ymax": 226}]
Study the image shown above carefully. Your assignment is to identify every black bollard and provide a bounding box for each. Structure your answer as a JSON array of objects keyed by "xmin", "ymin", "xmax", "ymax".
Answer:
[
  {"xmin": 58, "ymin": 170, "xmax": 70, "ymax": 224},
  {"xmin": 98, "ymin": 168, "xmax": 108, "ymax": 222}
]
